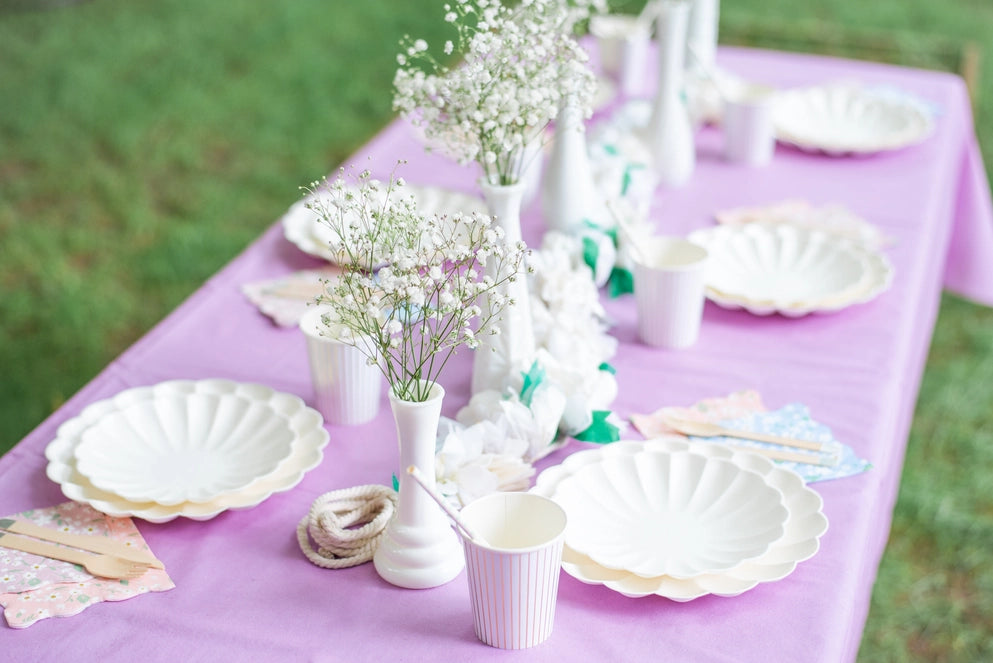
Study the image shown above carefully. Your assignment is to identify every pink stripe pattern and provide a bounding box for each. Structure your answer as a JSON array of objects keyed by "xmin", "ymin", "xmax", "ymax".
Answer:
[{"xmin": 462, "ymin": 538, "xmax": 565, "ymax": 649}]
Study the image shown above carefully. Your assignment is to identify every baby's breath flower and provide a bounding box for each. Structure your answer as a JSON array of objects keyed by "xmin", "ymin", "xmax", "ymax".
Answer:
[
  {"xmin": 393, "ymin": 0, "xmax": 597, "ymax": 186},
  {"xmin": 306, "ymin": 165, "xmax": 527, "ymax": 402}
]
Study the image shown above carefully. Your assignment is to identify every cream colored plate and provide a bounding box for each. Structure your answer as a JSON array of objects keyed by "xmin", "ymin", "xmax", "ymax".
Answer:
[
  {"xmin": 689, "ymin": 222, "xmax": 893, "ymax": 316},
  {"xmin": 45, "ymin": 380, "xmax": 330, "ymax": 523},
  {"xmin": 773, "ymin": 84, "xmax": 933, "ymax": 155},
  {"xmin": 532, "ymin": 438, "xmax": 829, "ymax": 600},
  {"xmin": 281, "ymin": 184, "xmax": 487, "ymax": 263},
  {"xmin": 547, "ymin": 448, "xmax": 788, "ymax": 579},
  {"xmin": 73, "ymin": 391, "xmax": 298, "ymax": 505}
]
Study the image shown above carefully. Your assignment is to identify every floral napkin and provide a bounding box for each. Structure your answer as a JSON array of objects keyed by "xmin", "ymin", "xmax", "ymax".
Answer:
[
  {"xmin": 241, "ymin": 268, "xmax": 339, "ymax": 327},
  {"xmin": 0, "ymin": 501, "xmax": 173, "ymax": 629},
  {"xmin": 631, "ymin": 391, "xmax": 871, "ymax": 483}
]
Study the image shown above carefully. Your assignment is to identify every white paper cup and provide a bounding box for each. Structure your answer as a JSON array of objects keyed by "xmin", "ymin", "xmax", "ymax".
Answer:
[
  {"xmin": 459, "ymin": 492, "xmax": 567, "ymax": 650},
  {"xmin": 299, "ymin": 306, "xmax": 382, "ymax": 425},
  {"xmin": 634, "ymin": 237, "xmax": 709, "ymax": 349},
  {"xmin": 723, "ymin": 85, "xmax": 776, "ymax": 166},
  {"xmin": 590, "ymin": 14, "xmax": 651, "ymax": 97}
]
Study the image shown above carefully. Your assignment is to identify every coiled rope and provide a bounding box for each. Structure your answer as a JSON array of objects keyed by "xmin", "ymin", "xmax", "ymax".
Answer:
[{"xmin": 297, "ymin": 484, "xmax": 398, "ymax": 569}]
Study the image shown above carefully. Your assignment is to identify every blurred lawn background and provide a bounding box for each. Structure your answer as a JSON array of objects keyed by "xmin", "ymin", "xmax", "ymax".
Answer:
[{"xmin": 1, "ymin": 0, "xmax": 991, "ymax": 659}]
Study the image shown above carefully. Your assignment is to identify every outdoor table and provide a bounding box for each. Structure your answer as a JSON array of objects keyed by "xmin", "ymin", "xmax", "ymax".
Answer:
[{"xmin": 2, "ymin": 46, "xmax": 991, "ymax": 662}]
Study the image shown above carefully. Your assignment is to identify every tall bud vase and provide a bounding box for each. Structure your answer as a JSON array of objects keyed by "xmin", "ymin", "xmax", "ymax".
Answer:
[
  {"xmin": 541, "ymin": 95, "xmax": 607, "ymax": 234},
  {"xmin": 644, "ymin": 0, "xmax": 695, "ymax": 188},
  {"xmin": 373, "ymin": 381, "xmax": 464, "ymax": 589},
  {"xmin": 687, "ymin": 0, "xmax": 720, "ymax": 73},
  {"xmin": 471, "ymin": 179, "xmax": 536, "ymax": 394}
]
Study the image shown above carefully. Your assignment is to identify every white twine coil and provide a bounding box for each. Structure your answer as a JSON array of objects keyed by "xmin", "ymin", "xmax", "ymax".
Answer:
[{"xmin": 297, "ymin": 484, "xmax": 398, "ymax": 569}]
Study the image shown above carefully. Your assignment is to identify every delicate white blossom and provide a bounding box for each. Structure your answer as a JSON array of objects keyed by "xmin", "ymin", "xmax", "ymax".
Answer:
[
  {"xmin": 306, "ymin": 166, "xmax": 528, "ymax": 402},
  {"xmin": 393, "ymin": 0, "xmax": 597, "ymax": 186}
]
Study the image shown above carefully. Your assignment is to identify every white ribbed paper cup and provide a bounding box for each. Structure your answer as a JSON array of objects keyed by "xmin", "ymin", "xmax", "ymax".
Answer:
[
  {"xmin": 634, "ymin": 237, "xmax": 709, "ymax": 349},
  {"xmin": 724, "ymin": 84, "xmax": 776, "ymax": 167},
  {"xmin": 299, "ymin": 307, "xmax": 382, "ymax": 425},
  {"xmin": 459, "ymin": 493, "xmax": 567, "ymax": 650}
]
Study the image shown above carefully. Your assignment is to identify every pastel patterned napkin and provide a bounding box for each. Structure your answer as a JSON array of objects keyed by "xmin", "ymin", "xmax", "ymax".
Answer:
[
  {"xmin": 631, "ymin": 391, "xmax": 871, "ymax": 483},
  {"xmin": 0, "ymin": 502, "xmax": 173, "ymax": 629},
  {"xmin": 241, "ymin": 268, "xmax": 340, "ymax": 327}
]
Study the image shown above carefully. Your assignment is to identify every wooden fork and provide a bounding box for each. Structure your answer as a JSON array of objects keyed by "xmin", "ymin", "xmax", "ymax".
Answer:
[{"xmin": 0, "ymin": 532, "xmax": 152, "ymax": 580}]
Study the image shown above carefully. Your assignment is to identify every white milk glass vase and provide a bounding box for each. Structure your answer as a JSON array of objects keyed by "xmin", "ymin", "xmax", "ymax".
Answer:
[
  {"xmin": 373, "ymin": 381, "xmax": 464, "ymax": 589},
  {"xmin": 686, "ymin": 0, "xmax": 719, "ymax": 73},
  {"xmin": 644, "ymin": 0, "xmax": 695, "ymax": 188},
  {"xmin": 541, "ymin": 94, "xmax": 607, "ymax": 234},
  {"xmin": 471, "ymin": 179, "xmax": 536, "ymax": 394},
  {"xmin": 519, "ymin": 136, "xmax": 544, "ymax": 208}
]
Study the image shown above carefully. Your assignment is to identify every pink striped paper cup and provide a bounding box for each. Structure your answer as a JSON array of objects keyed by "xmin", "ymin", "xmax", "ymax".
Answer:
[
  {"xmin": 459, "ymin": 492, "xmax": 567, "ymax": 649},
  {"xmin": 634, "ymin": 237, "xmax": 709, "ymax": 349}
]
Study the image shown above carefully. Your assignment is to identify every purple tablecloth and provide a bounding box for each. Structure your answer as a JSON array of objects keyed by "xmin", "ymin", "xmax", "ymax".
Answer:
[{"xmin": 3, "ymin": 47, "xmax": 992, "ymax": 661}]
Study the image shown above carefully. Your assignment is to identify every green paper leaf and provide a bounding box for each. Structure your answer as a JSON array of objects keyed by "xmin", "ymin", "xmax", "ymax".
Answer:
[
  {"xmin": 519, "ymin": 360, "xmax": 545, "ymax": 407},
  {"xmin": 574, "ymin": 411, "xmax": 620, "ymax": 444},
  {"xmin": 598, "ymin": 362, "xmax": 617, "ymax": 375},
  {"xmin": 608, "ymin": 267, "xmax": 635, "ymax": 298},
  {"xmin": 581, "ymin": 235, "xmax": 599, "ymax": 275},
  {"xmin": 392, "ymin": 474, "xmax": 399, "ymax": 492}
]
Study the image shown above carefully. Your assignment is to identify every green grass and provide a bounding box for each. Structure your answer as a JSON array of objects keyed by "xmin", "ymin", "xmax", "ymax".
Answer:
[{"xmin": 1, "ymin": 1, "xmax": 992, "ymax": 660}]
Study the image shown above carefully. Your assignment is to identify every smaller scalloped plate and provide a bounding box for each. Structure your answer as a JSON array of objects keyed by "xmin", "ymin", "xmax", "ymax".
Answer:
[
  {"xmin": 282, "ymin": 184, "xmax": 487, "ymax": 263},
  {"xmin": 46, "ymin": 380, "xmax": 330, "ymax": 522},
  {"xmin": 689, "ymin": 223, "xmax": 893, "ymax": 316},
  {"xmin": 773, "ymin": 84, "xmax": 933, "ymax": 155},
  {"xmin": 73, "ymin": 391, "xmax": 296, "ymax": 505},
  {"xmin": 532, "ymin": 438, "xmax": 829, "ymax": 600},
  {"xmin": 549, "ymin": 449, "xmax": 788, "ymax": 579}
]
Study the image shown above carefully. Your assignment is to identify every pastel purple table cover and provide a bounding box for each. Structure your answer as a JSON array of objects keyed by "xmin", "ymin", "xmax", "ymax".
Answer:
[{"xmin": 3, "ymin": 47, "xmax": 992, "ymax": 662}]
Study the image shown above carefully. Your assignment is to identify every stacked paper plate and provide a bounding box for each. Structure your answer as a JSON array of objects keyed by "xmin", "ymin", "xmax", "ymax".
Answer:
[
  {"xmin": 688, "ymin": 222, "xmax": 893, "ymax": 316},
  {"xmin": 45, "ymin": 379, "xmax": 330, "ymax": 523},
  {"xmin": 282, "ymin": 184, "xmax": 487, "ymax": 263},
  {"xmin": 773, "ymin": 84, "xmax": 933, "ymax": 155},
  {"xmin": 532, "ymin": 438, "xmax": 828, "ymax": 601}
]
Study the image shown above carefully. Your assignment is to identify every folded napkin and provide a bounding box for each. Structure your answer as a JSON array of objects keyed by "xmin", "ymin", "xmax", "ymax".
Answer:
[
  {"xmin": 631, "ymin": 391, "xmax": 871, "ymax": 483},
  {"xmin": 0, "ymin": 501, "xmax": 173, "ymax": 629},
  {"xmin": 242, "ymin": 268, "xmax": 340, "ymax": 327}
]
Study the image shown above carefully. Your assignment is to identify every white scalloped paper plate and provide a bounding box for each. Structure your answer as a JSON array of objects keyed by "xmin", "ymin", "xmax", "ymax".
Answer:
[
  {"xmin": 773, "ymin": 84, "xmax": 933, "ymax": 155},
  {"xmin": 688, "ymin": 223, "xmax": 893, "ymax": 316},
  {"xmin": 282, "ymin": 184, "xmax": 487, "ymax": 263},
  {"xmin": 45, "ymin": 380, "xmax": 330, "ymax": 523},
  {"xmin": 532, "ymin": 438, "xmax": 829, "ymax": 600},
  {"xmin": 550, "ymin": 449, "xmax": 789, "ymax": 579},
  {"xmin": 73, "ymin": 391, "xmax": 298, "ymax": 506}
]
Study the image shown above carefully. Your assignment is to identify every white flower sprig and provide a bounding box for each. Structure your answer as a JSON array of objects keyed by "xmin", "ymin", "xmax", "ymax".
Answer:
[
  {"xmin": 393, "ymin": 0, "xmax": 598, "ymax": 186},
  {"xmin": 307, "ymin": 166, "xmax": 528, "ymax": 403}
]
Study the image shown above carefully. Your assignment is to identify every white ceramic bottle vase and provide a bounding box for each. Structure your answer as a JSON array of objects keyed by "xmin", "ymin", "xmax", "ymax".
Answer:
[
  {"xmin": 541, "ymin": 94, "xmax": 607, "ymax": 234},
  {"xmin": 644, "ymin": 0, "xmax": 696, "ymax": 188},
  {"xmin": 686, "ymin": 0, "xmax": 720, "ymax": 73},
  {"xmin": 471, "ymin": 179, "xmax": 536, "ymax": 395},
  {"xmin": 373, "ymin": 381, "xmax": 464, "ymax": 589}
]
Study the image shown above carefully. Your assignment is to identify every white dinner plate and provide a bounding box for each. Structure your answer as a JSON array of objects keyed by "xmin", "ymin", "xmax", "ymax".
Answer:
[
  {"xmin": 773, "ymin": 84, "xmax": 933, "ymax": 155},
  {"xmin": 547, "ymin": 447, "xmax": 789, "ymax": 579},
  {"xmin": 281, "ymin": 184, "xmax": 487, "ymax": 263},
  {"xmin": 688, "ymin": 222, "xmax": 893, "ymax": 316},
  {"xmin": 73, "ymin": 391, "xmax": 298, "ymax": 506},
  {"xmin": 45, "ymin": 379, "xmax": 330, "ymax": 523},
  {"xmin": 532, "ymin": 438, "xmax": 829, "ymax": 600}
]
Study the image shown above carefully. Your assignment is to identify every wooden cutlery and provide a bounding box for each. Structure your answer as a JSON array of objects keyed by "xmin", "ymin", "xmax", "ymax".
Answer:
[
  {"xmin": 0, "ymin": 517, "xmax": 164, "ymax": 579},
  {"xmin": 0, "ymin": 532, "xmax": 152, "ymax": 580},
  {"xmin": 663, "ymin": 415, "xmax": 840, "ymax": 466},
  {"xmin": 0, "ymin": 518, "xmax": 163, "ymax": 568}
]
